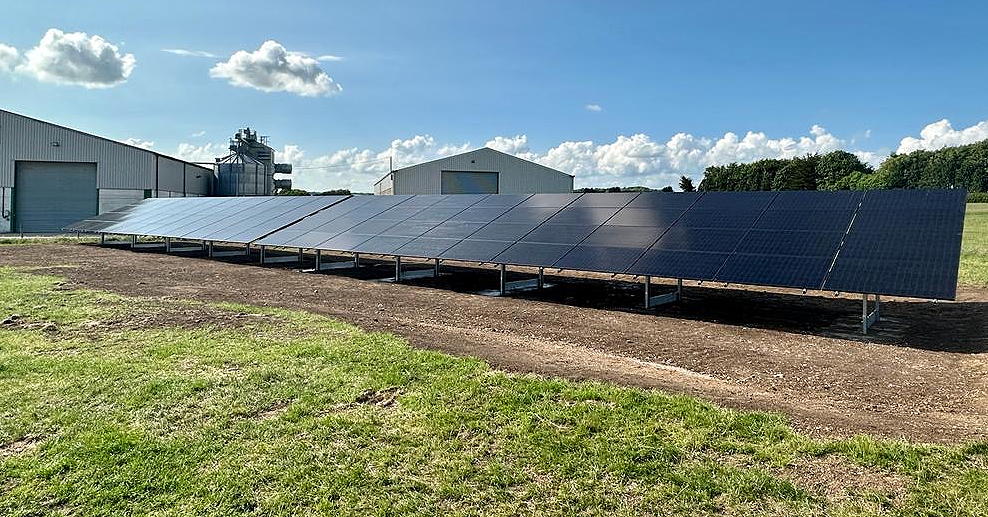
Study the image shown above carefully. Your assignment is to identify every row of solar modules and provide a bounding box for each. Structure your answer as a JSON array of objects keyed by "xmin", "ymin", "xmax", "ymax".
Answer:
[{"xmin": 67, "ymin": 190, "xmax": 966, "ymax": 300}]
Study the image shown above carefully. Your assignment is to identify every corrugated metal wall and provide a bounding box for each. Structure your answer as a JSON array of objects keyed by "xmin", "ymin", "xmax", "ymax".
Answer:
[
  {"xmin": 0, "ymin": 110, "xmax": 211, "ymax": 196},
  {"xmin": 384, "ymin": 148, "xmax": 573, "ymax": 195}
]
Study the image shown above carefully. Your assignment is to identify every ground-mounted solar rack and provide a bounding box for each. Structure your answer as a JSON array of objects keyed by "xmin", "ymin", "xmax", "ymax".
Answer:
[{"xmin": 67, "ymin": 189, "xmax": 967, "ymax": 335}]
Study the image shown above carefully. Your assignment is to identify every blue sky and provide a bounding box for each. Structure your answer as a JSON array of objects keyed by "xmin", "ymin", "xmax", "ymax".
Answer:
[{"xmin": 1, "ymin": 1, "xmax": 987, "ymax": 191}]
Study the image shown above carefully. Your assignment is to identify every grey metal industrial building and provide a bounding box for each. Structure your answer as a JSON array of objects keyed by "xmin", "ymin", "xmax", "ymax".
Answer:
[
  {"xmin": 373, "ymin": 147, "xmax": 573, "ymax": 195},
  {"xmin": 0, "ymin": 109, "xmax": 212, "ymax": 233}
]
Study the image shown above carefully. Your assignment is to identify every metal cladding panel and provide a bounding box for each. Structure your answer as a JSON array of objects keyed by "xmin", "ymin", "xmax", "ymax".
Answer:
[
  {"xmin": 157, "ymin": 157, "xmax": 185, "ymax": 193},
  {"xmin": 822, "ymin": 189, "xmax": 966, "ymax": 299},
  {"xmin": 0, "ymin": 110, "xmax": 210, "ymax": 191}
]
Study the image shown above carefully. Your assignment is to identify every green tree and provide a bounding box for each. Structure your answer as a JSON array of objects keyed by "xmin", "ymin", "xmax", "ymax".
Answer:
[
  {"xmin": 771, "ymin": 155, "xmax": 820, "ymax": 191},
  {"xmin": 678, "ymin": 175, "xmax": 696, "ymax": 192},
  {"xmin": 815, "ymin": 150, "xmax": 872, "ymax": 190},
  {"xmin": 660, "ymin": 186, "xmax": 674, "ymax": 192}
]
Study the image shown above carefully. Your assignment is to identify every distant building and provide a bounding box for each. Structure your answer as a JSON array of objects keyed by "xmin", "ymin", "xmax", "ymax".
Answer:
[
  {"xmin": 0, "ymin": 109, "xmax": 211, "ymax": 233},
  {"xmin": 373, "ymin": 148, "xmax": 573, "ymax": 195}
]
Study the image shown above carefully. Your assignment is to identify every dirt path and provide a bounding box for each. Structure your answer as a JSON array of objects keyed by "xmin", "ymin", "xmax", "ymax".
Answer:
[{"xmin": 3, "ymin": 244, "xmax": 986, "ymax": 443}]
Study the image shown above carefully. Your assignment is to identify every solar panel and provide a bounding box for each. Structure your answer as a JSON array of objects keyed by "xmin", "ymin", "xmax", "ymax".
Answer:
[{"xmin": 822, "ymin": 189, "xmax": 965, "ymax": 299}]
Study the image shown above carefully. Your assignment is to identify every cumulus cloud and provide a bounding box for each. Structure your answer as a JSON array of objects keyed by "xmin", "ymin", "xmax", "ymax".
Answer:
[
  {"xmin": 896, "ymin": 119, "xmax": 988, "ymax": 154},
  {"xmin": 585, "ymin": 104, "xmax": 603, "ymax": 112},
  {"xmin": 278, "ymin": 125, "xmax": 862, "ymax": 192},
  {"xmin": 11, "ymin": 28, "xmax": 135, "ymax": 88},
  {"xmin": 123, "ymin": 138, "xmax": 154, "ymax": 150},
  {"xmin": 316, "ymin": 55, "xmax": 343, "ymax": 62},
  {"xmin": 0, "ymin": 44, "xmax": 18, "ymax": 72},
  {"xmin": 174, "ymin": 142, "xmax": 226, "ymax": 163},
  {"xmin": 210, "ymin": 40, "xmax": 342, "ymax": 97},
  {"xmin": 162, "ymin": 48, "xmax": 218, "ymax": 58}
]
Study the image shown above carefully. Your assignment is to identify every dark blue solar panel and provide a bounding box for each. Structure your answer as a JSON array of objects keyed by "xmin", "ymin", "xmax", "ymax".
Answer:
[
  {"xmin": 316, "ymin": 232, "xmax": 375, "ymax": 251},
  {"xmin": 351, "ymin": 235, "xmax": 414, "ymax": 255},
  {"xmin": 520, "ymin": 224, "xmax": 597, "ymax": 245},
  {"xmin": 493, "ymin": 242, "xmax": 575, "ymax": 267},
  {"xmin": 421, "ymin": 221, "xmax": 487, "ymax": 239},
  {"xmin": 544, "ymin": 207, "xmax": 622, "ymax": 225},
  {"xmin": 568, "ymin": 192, "xmax": 639, "ymax": 207},
  {"xmin": 823, "ymin": 189, "xmax": 966, "ymax": 299},
  {"xmin": 651, "ymin": 227, "xmax": 746, "ymax": 253},
  {"xmin": 553, "ymin": 245, "xmax": 646, "ymax": 273},
  {"xmin": 626, "ymin": 250, "xmax": 730, "ymax": 280},
  {"xmin": 715, "ymin": 254, "xmax": 834, "ymax": 289},
  {"xmin": 580, "ymin": 225, "xmax": 665, "ymax": 248},
  {"xmin": 393, "ymin": 237, "xmax": 460, "ymax": 258},
  {"xmin": 442, "ymin": 239, "xmax": 514, "ymax": 262},
  {"xmin": 469, "ymin": 222, "xmax": 542, "ymax": 241},
  {"xmin": 516, "ymin": 193, "xmax": 581, "ymax": 207},
  {"xmin": 626, "ymin": 192, "xmax": 701, "ymax": 209}
]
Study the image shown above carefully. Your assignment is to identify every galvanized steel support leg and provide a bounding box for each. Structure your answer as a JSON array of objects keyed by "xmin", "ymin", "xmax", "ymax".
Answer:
[
  {"xmin": 165, "ymin": 237, "xmax": 171, "ymax": 252},
  {"xmin": 207, "ymin": 241, "xmax": 214, "ymax": 257},
  {"xmin": 244, "ymin": 243, "xmax": 251, "ymax": 256},
  {"xmin": 354, "ymin": 253, "xmax": 361, "ymax": 267},
  {"xmin": 499, "ymin": 264, "xmax": 507, "ymax": 296},
  {"xmin": 862, "ymin": 294, "xmax": 881, "ymax": 334},
  {"xmin": 315, "ymin": 249, "xmax": 322, "ymax": 270},
  {"xmin": 100, "ymin": 233, "xmax": 105, "ymax": 245},
  {"xmin": 259, "ymin": 246, "xmax": 266, "ymax": 264},
  {"xmin": 434, "ymin": 258, "xmax": 441, "ymax": 276},
  {"xmin": 298, "ymin": 248, "xmax": 304, "ymax": 269},
  {"xmin": 131, "ymin": 235, "xmax": 138, "ymax": 248},
  {"xmin": 538, "ymin": 267, "xmax": 544, "ymax": 289},
  {"xmin": 395, "ymin": 256, "xmax": 402, "ymax": 281},
  {"xmin": 645, "ymin": 276, "xmax": 681, "ymax": 308}
]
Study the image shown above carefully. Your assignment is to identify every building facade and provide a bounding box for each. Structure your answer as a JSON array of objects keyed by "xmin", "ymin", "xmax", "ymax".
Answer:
[
  {"xmin": 0, "ymin": 109, "xmax": 212, "ymax": 233},
  {"xmin": 373, "ymin": 148, "xmax": 573, "ymax": 195}
]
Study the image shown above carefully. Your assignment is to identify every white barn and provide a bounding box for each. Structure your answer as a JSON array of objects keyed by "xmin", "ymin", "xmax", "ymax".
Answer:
[{"xmin": 373, "ymin": 148, "xmax": 573, "ymax": 195}]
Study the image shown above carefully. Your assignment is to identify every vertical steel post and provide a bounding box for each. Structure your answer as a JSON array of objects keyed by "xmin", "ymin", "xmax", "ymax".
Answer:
[
  {"xmin": 164, "ymin": 237, "xmax": 171, "ymax": 252},
  {"xmin": 644, "ymin": 275, "xmax": 652, "ymax": 307},
  {"xmin": 875, "ymin": 295, "xmax": 881, "ymax": 321},
  {"xmin": 298, "ymin": 248, "xmax": 304, "ymax": 269},
  {"xmin": 131, "ymin": 234, "xmax": 138, "ymax": 248},
  {"xmin": 315, "ymin": 249, "xmax": 322, "ymax": 270},
  {"xmin": 538, "ymin": 267, "xmax": 544, "ymax": 289},
  {"xmin": 677, "ymin": 278, "xmax": 683, "ymax": 300},
  {"xmin": 208, "ymin": 241, "xmax": 214, "ymax": 257},
  {"xmin": 434, "ymin": 258, "xmax": 440, "ymax": 276},
  {"xmin": 100, "ymin": 233, "xmax": 105, "ymax": 245},
  {"xmin": 862, "ymin": 294, "xmax": 868, "ymax": 334},
  {"xmin": 354, "ymin": 253, "xmax": 361, "ymax": 267},
  {"xmin": 499, "ymin": 264, "xmax": 507, "ymax": 295},
  {"xmin": 259, "ymin": 246, "xmax": 266, "ymax": 264},
  {"xmin": 244, "ymin": 243, "xmax": 250, "ymax": 256},
  {"xmin": 395, "ymin": 256, "xmax": 402, "ymax": 281}
]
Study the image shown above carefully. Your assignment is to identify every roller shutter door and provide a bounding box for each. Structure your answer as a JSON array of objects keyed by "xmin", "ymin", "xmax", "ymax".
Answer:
[
  {"xmin": 14, "ymin": 161, "xmax": 98, "ymax": 233},
  {"xmin": 441, "ymin": 171, "xmax": 499, "ymax": 194}
]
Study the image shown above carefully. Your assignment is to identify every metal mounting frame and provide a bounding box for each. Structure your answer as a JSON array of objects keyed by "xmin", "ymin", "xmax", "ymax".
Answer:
[
  {"xmin": 498, "ymin": 264, "xmax": 545, "ymax": 296},
  {"xmin": 208, "ymin": 242, "xmax": 251, "ymax": 258},
  {"xmin": 312, "ymin": 250, "xmax": 362, "ymax": 271},
  {"xmin": 862, "ymin": 293, "xmax": 881, "ymax": 334},
  {"xmin": 258, "ymin": 245, "xmax": 300, "ymax": 264},
  {"xmin": 164, "ymin": 237, "xmax": 204, "ymax": 253},
  {"xmin": 393, "ymin": 256, "xmax": 440, "ymax": 281},
  {"xmin": 644, "ymin": 276, "xmax": 682, "ymax": 308}
]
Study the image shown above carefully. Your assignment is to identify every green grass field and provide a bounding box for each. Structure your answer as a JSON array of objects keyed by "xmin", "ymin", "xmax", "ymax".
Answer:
[
  {"xmin": 0, "ymin": 268, "xmax": 986, "ymax": 516},
  {"xmin": 960, "ymin": 203, "xmax": 988, "ymax": 286}
]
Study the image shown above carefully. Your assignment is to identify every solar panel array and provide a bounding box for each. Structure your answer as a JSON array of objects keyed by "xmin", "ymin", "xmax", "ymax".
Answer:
[
  {"xmin": 66, "ymin": 196, "xmax": 346, "ymax": 244},
  {"xmin": 67, "ymin": 190, "xmax": 967, "ymax": 300}
]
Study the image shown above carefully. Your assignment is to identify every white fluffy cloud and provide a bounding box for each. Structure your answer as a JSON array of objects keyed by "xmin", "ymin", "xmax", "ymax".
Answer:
[
  {"xmin": 0, "ymin": 44, "xmax": 18, "ymax": 72},
  {"xmin": 585, "ymin": 104, "xmax": 603, "ymax": 112},
  {"xmin": 896, "ymin": 119, "xmax": 988, "ymax": 154},
  {"xmin": 274, "ymin": 125, "xmax": 854, "ymax": 192},
  {"xmin": 174, "ymin": 142, "xmax": 226, "ymax": 163},
  {"xmin": 210, "ymin": 40, "xmax": 342, "ymax": 97},
  {"xmin": 5, "ymin": 29, "xmax": 136, "ymax": 88},
  {"xmin": 123, "ymin": 138, "xmax": 154, "ymax": 150}
]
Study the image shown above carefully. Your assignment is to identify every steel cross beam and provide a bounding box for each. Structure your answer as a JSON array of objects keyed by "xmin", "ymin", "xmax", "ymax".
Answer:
[{"xmin": 644, "ymin": 276, "xmax": 682, "ymax": 308}]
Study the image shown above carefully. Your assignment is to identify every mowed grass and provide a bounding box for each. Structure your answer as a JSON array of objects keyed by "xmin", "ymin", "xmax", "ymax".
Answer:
[
  {"xmin": 960, "ymin": 203, "xmax": 988, "ymax": 286},
  {"xmin": 0, "ymin": 269, "xmax": 986, "ymax": 516}
]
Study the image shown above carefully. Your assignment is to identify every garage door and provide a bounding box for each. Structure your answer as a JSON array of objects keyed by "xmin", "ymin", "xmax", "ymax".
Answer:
[
  {"xmin": 441, "ymin": 171, "xmax": 499, "ymax": 194},
  {"xmin": 14, "ymin": 161, "xmax": 98, "ymax": 233}
]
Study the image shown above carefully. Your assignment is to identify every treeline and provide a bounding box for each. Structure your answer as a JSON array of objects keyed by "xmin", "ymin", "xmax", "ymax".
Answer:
[{"xmin": 698, "ymin": 139, "xmax": 988, "ymax": 193}]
